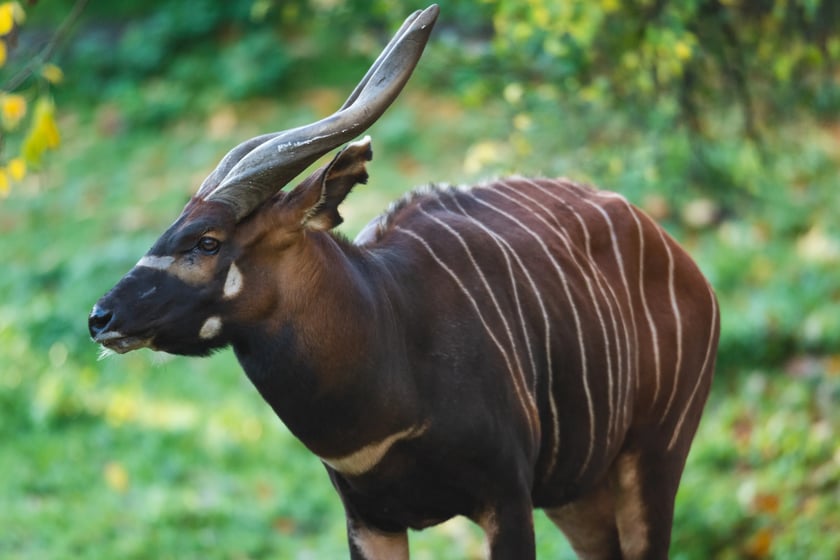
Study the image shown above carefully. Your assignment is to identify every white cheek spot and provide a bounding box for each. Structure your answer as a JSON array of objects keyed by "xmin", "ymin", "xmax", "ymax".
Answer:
[
  {"xmin": 199, "ymin": 316, "xmax": 222, "ymax": 340},
  {"xmin": 136, "ymin": 255, "xmax": 175, "ymax": 271},
  {"xmin": 223, "ymin": 262, "xmax": 243, "ymax": 299}
]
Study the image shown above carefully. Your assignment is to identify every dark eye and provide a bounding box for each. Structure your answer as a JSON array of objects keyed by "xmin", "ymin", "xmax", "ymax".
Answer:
[{"xmin": 196, "ymin": 236, "xmax": 221, "ymax": 255}]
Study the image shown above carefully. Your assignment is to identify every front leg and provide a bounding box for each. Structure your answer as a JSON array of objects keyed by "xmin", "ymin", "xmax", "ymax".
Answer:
[
  {"xmin": 478, "ymin": 497, "xmax": 537, "ymax": 560},
  {"xmin": 346, "ymin": 516, "xmax": 409, "ymax": 560}
]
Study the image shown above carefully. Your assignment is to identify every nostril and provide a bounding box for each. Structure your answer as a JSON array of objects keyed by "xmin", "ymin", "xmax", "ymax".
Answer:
[{"xmin": 88, "ymin": 305, "xmax": 114, "ymax": 338}]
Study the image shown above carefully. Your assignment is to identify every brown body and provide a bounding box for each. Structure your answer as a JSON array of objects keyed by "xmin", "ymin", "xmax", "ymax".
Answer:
[{"xmin": 89, "ymin": 6, "xmax": 719, "ymax": 558}]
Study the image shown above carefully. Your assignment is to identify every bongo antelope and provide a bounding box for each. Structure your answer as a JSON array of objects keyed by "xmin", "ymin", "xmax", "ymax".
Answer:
[{"xmin": 89, "ymin": 5, "xmax": 719, "ymax": 558}]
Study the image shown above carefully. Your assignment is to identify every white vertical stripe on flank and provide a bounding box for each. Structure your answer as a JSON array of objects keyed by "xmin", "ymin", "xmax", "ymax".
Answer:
[
  {"xmin": 446, "ymin": 193, "xmax": 561, "ymax": 478},
  {"xmin": 435, "ymin": 197, "xmax": 537, "ymax": 391},
  {"xmin": 624, "ymin": 203, "xmax": 661, "ymax": 405},
  {"xmin": 495, "ymin": 181, "xmax": 618, "ymax": 454},
  {"xmin": 417, "ymin": 207, "xmax": 540, "ymax": 437},
  {"xmin": 667, "ymin": 285, "xmax": 717, "ymax": 451},
  {"xmin": 525, "ymin": 180, "xmax": 634, "ymax": 442},
  {"xmin": 470, "ymin": 186, "xmax": 598, "ymax": 477},
  {"xmin": 393, "ymin": 225, "xmax": 537, "ymax": 441},
  {"xmin": 587, "ymin": 193, "xmax": 637, "ymax": 433},
  {"xmin": 586, "ymin": 194, "xmax": 636, "ymax": 433},
  {"xmin": 560, "ymin": 188, "xmax": 640, "ymax": 434},
  {"xmin": 657, "ymin": 225, "xmax": 684, "ymax": 422}
]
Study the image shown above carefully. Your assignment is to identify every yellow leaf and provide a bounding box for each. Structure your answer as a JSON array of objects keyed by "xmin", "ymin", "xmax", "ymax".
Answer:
[
  {"xmin": 674, "ymin": 40, "xmax": 693, "ymax": 62},
  {"xmin": 603, "ymin": 0, "xmax": 620, "ymax": 12},
  {"xmin": 746, "ymin": 527, "xmax": 774, "ymax": 558},
  {"xmin": 37, "ymin": 98, "xmax": 60, "ymax": 148},
  {"xmin": 22, "ymin": 97, "xmax": 61, "ymax": 166},
  {"xmin": 1, "ymin": 93, "xmax": 26, "ymax": 129},
  {"xmin": 753, "ymin": 493, "xmax": 781, "ymax": 514},
  {"xmin": 0, "ymin": 4, "xmax": 14, "ymax": 35},
  {"xmin": 43, "ymin": 119, "xmax": 60, "ymax": 148},
  {"xmin": 0, "ymin": 167, "xmax": 8, "ymax": 197},
  {"xmin": 0, "ymin": 40, "xmax": 6, "ymax": 67},
  {"xmin": 21, "ymin": 129, "xmax": 44, "ymax": 165},
  {"xmin": 11, "ymin": 1, "xmax": 24, "ymax": 24},
  {"xmin": 8, "ymin": 156, "xmax": 25, "ymax": 180},
  {"xmin": 103, "ymin": 461, "xmax": 130, "ymax": 493},
  {"xmin": 41, "ymin": 63, "xmax": 64, "ymax": 84}
]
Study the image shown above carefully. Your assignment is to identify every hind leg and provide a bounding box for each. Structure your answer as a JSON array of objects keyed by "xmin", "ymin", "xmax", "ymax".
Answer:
[
  {"xmin": 611, "ymin": 445, "xmax": 692, "ymax": 560},
  {"xmin": 544, "ymin": 479, "xmax": 622, "ymax": 560},
  {"xmin": 546, "ymin": 446, "xmax": 690, "ymax": 560}
]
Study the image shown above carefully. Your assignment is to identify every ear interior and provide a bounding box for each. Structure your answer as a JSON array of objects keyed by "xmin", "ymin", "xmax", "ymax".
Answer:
[{"xmin": 298, "ymin": 136, "xmax": 373, "ymax": 231}]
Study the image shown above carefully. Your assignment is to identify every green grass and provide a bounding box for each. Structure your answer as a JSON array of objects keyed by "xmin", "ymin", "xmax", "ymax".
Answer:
[{"xmin": 2, "ymin": 82, "xmax": 839, "ymax": 558}]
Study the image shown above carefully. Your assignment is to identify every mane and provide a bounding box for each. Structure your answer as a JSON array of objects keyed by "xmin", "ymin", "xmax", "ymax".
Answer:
[
  {"xmin": 353, "ymin": 183, "xmax": 461, "ymax": 245},
  {"xmin": 351, "ymin": 176, "xmax": 600, "ymax": 246}
]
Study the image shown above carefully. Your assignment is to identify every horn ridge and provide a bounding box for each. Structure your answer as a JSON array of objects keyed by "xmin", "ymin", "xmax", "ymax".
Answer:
[
  {"xmin": 195, "ymin": 132, "xmax": 281, "ymax": 200},
  {"xmin": 338, "ymin": 8, "xmax": 424, "ymax": 112}
]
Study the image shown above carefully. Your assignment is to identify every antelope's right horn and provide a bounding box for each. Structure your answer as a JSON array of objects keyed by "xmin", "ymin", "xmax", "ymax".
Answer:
[{"xmin": 196, "ymin": 4, "xmax": 440, "ymax": 222}]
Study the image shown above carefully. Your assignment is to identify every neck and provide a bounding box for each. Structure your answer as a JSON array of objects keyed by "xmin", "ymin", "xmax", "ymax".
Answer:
[{"xmin": 230, "ymin": 232, "xmax": 416, "ymax": 458}]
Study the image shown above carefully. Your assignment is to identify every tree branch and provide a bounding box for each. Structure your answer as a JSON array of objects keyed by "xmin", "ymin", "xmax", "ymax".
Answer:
[{"xmin": 2, "ymin": 0, "xmax": 90, "ymax": 92}]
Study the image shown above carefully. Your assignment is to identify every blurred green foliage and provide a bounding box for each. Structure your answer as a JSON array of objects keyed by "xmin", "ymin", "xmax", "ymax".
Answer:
[
  {"xmin": 2, "ymin": 0, "xmax": 840, "ymax": 558},
  {"xmin": 0, "ymin": 1, "xmax": 65, "ymax": 197}
]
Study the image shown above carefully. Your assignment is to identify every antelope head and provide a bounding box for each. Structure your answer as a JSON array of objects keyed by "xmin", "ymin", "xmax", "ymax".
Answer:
[{"xmin": 88, "ymin": 5, "xmax": 439, "ymax": 356}]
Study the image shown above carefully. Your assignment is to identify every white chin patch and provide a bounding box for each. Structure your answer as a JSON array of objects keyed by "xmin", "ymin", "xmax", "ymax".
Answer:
[
  {"xmin": 223, "ymin": 262, "xmax": 243, "ymax": 299},
  {"xmin": 199, "ymin": 316, "xmax": 222, "ymax": 339}
]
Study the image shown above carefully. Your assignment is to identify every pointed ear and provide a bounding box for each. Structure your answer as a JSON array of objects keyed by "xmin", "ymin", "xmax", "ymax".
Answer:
[{"xmin": 286, "ymin": 136, "xmax": 373, "ymax": 231}]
